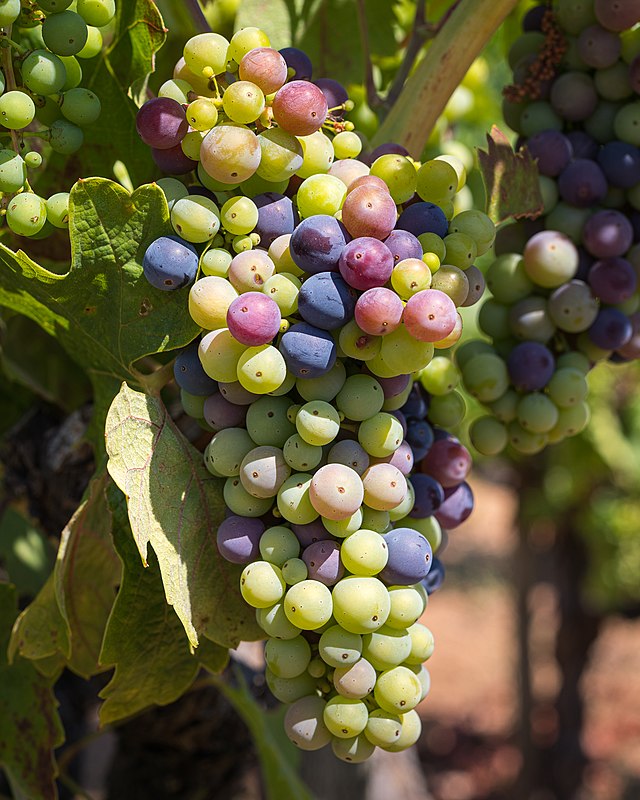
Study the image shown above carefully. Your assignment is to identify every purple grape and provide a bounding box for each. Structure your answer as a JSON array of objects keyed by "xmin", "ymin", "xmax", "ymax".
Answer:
[
  {"xmin": 422, "ymin": 558, "xmax": 445, "ymax": 593},
  {"xmin": 526, "ymin": 130, "xmax": 573, "ymax": 176},
  {"xmin": 588, "ymin": 308, "xmax": 633, "ymax": 349},
  {"xmin": 617, "ymin": 312, "xmax": 640, "ymax": 359},
  {"xmin": 380, "ymin": 528, "xmax": 433, "ymax": 585},
  {"xmin": 272, "ymin": 80, "xmax": 328, "ymax": 136},
  {"xmin": 577, "ymin": 24, "xmax": 621, "ymax": 68},
  {"xmin": 314, "ymin": 77, "xmax": 348, "ymax": 114},
  {"xmin": 588, "ymin": 257, "xmax": 637, "ymax": 303},
  {"xmin": 434, "ymin": 481, "xmax": 474, "ymax": 529},
  {"xmin": 372, "ymin": 440, "xmax": 414, "ymax": 475},
  {"xmin": 576, "ymin": 247, "xmax": 595, "ymax": 281},
  {"xmin": 598, "ymin": 141, "xmax": 640, "ymax": 188},
  {"xmin": 391, "ymin": 410, "xmax": 408, "ymax": 437},
  {"xmin": 302, "ymin": 540, "xmax": 344, "ymax": 586},
  {"xmin": 408, "ymin": 474, "xmax": 445, "ymax": 518},
  {"xmin": 136, "ymin": 97, "xmax": 188, "ymax": 149},
  {"xmin": 204, "ymin": 392, "xmax": 247, "ymax": 429},
  {"xmin": 152, "ymin": 143, "xmax": 198, "ymax": 175},
  {"xmin": 279, "ymin": 321, "xmax": 337, "ymax": 378},
  {"xmin": 217, "ymin": 515, "xmax": 264, "ymax": 564},
  {"xmin": 290, "ymin": 214, "xmax": 349, "ymax": 274},
  {"xmin": 582, "ymin": 209, "xmax": 634, "ymax": 258},
  {"xmin": 174, "ymin": 342, "xmax": 218, "ymax": 395},
  {"xmin": 420, "ymin": 438, "xmax": 472, "ymax": 488},
  {"xmin": 406, "ymin": 419, "xmax": 435, "ymax": 461},
  {"xmin": 298, "ymin": 271, "xmax": 357, "ymax": 330},
  {"xmin": 557, "ymin": 159, "xmax": 608, "ymax": 207},
  {"xmin": 401, "ymin": 385, "xmax": 428, "ymax": 420},
  {"xmin": 291, "ymin": 519, "xmax": 333, "ymax": 548},
  {"xmin": 279, "ymin": 47, "xmax": 313, "ymax": 80},
  {"xmin": 372, "ymin": 372, "xmax": 411, "ymax": 400},
  {"xmin": 227, "ymin": 292, "xmax": 282, "ymax": 346},
  {"xmin": 507, "ymin": 341, "xmax": 555, "ymax": 391},
  {"xmin": 566, "ymin": 131, "xmax": 599, "ymax": 160},
  {"xmin": 396, "ymin": 202, "xmax": 449, "ymax": 238},
  {"xmin": 253, "ymin": 192, "xmax": 298, "ymax": 248},
  {"xmin": 522, "ymin": 4, "xmax": 547, "ymax": 30},
  {"xmin": 383, "ymin": 229, "xmax": 423, "ymax": 264},
  {"xmin": 338, "ymin": 237, "xmax": 394, "ymax": 291},
  {"xmin": 143, "ymin": 235, "xmax": 198, "ymax": 291},
  {"xmin": 550, "ymin": 72, "xmax": 598, "ymax": 121}
]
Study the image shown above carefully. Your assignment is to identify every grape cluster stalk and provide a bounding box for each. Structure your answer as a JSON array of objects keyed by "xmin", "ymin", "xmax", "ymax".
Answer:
[
  {"xmin": 466, "ymin": 0, "xmax": 640, "ymax": 456},
  {"xmin": 135, "ymin": 24, "xmax": 497, "ymax": 762},
  {"xmin": 0, "ymin": 0, "xmax": 114, "ymax": 237}
]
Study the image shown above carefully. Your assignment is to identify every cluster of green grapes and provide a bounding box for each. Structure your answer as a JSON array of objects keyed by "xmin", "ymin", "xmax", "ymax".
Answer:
[
  {"xmin": 134, "ymin": 23, "xmax": 499, "ymax": 762},
  {"xmin": 464, "ymin": 0, "xmax": 640, "ymax": 456},
  {"xmin": 0, "ymin": 0, "xmax": 114, "ymax": 238}
]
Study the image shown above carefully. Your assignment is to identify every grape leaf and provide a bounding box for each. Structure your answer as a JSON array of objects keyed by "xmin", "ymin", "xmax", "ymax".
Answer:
[
  {"xmin": 105, "ymin": 383, "xmax": 261, "ymax": 649},
  {"xmin": 477, "ymin": 125, "xmax": 544, "ymax": 224},
  {"xmin": 0, "ymin": 584, "xmax": 64, "ymax": 800},
  {"xmin": 0, "ymin": 508, "xmax": 53, "ymax": 598},
  {"xmin": 99, "ymin": 484, "xmax": 228, "ymax": 725},
  {"xmin": 0, "ymin": 179, "xmax": 199, "ymax": 448},
  {"xmin": 54, "ymin": 471, "xmax": 121, "ymax": 678}
]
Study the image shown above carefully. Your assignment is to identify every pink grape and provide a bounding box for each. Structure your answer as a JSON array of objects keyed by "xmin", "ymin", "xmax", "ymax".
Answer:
[
  {"xmin": 355, "ymin": 288, "xmax": 404, "ymax": 336},
  {"xmin": 341, "ymin": 186, "xmax": 397, "ymax": 240},
  {"xmin": 272, "ymin": 80, "xmax": 328, "ymax": 136},
  {"xmin": 339, "ymin": 238, "xmax": 394, "ymax": 291},
  {"xmin": 227, "ymin": 292, "xmax": 282, "ymax": 345},
  {"xmin": 403, "ymin": 289, "xmax": 457, "ymax": 343},
  {"xmin": 420, "ymin": 438, "xmax": 471, "ymax": 488},
  {"xmin": 309, "ymin": 463, "xmax": 364, "ymax": 520},
  {"xmin": 239, "ymin": 47, "xmax": 288, "ymax": 94},
  {"xmin": 362, "ymin": 463, "xmax": 408, "ymax": 511}
]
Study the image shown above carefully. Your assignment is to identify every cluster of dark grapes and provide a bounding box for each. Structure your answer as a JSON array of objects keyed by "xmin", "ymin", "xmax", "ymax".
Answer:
[
  {"xmin": 464, "ymin": 0, "xmax": 640, "ymax": 456},
  {"xmin": 0, "ymin": 0, "xmax": 113, "ymax": 238},
  {"xmin": 136, "ymin": 25, "xmax": 496, "ymax": 761}
]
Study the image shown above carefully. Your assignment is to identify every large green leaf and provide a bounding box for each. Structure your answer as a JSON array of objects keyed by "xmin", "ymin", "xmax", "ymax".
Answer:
[
  {"xmin": 54, "ymin": 471, "xmax": 121, "ymax": 678},
  {"xmin": 0, "ymin": 508, "xmax": 54, "ymax": 598},
  {"xmin": 0, "ymin": 584, "xmax": 64, "ymax": 800},
  {"xmin": 99, "ymin": 484, "xmax": 228, "ymax": 725},
  {"xmin": 0, "ymin": 179, "xmax": 199, "ymax": 446},
  {"xmin": 105, "ymin": 383, "xmax": 261, "ymax": 649}
]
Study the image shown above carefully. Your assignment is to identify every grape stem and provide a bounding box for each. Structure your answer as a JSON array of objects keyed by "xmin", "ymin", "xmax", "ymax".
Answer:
[
  {"xmin": 0, "ymin": 26, "xmax": 22, "ymax": 155},
  {"xmin": 372, "ymin": 0, "xmax": 520, "ymax": 155},
  {"xmin": 184, "ymin": 0, "xmax": 211, "ymax": 34}
]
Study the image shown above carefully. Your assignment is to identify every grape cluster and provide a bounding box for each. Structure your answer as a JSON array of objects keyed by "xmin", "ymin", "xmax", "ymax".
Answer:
[
  {"xmin": 467, "ymin": 0, "xmax": 640, "ymax": 456},
  {"xmin": 0, "ymin": 0, "xmax": 113, "ymax": 238},
  {"xmin": 137, "ymin": 26, "xmax": 495, "ymax": 760}
]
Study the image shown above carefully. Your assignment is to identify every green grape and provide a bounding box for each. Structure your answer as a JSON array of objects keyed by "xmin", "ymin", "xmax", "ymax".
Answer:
[
  {"xmin": 405, "ymin": 622, "xmax": 435, "ymax": 664},
  {"xmin": 232, "ymin": 234, "xmax": 253, "ymax": 253},
  {"xmin": 259, "ymin": 525, "xmax": 300, "ymax": 566},
  {"xmin": 46, "ymin": 193, "xmax": 70, "ymax": 228},
  {"xmin": 0, "ymin": 0, "xmax": 20, "ymax": 26},
  {"xmin": 520, "ymin": 101, "xmax": 562, "ymax": 136},
  {"xmin": 277, "ymin": 473, "xmax": 317, "ymax": 525},
  {"xmin": 171, "ymin": 196, "xmax": 220, "ymax": 243},
  {"xmin": 488, "ymin": 388, "xmax": 519, "ymax": 423},
  {"xmin": 547, "ymin": 368, "xmax": 588, "ymax": 408},
  {"xmin": 411, "ymin": 663, "xmax": 431, "ymax": 701},
  {"xmin": 470, "ymin": 416, "xmax": 508, "ymax": 455},
  {"xmin": 322, "ymin": 507, "xmax": 363, "ymax": 538},
  {"xmin": 0, "ymin": 150, "xmax": 26, "ymax": 193},
  {"xmin": 517, "ymin": 393, "xmax": 559, "ymax": 434},
  {"xmin": 256, "ymin": 602, "xmax": 299, "ymax": 639},
  {"xmin": 391, "ymin": 258, "xmax": 432, "ymax": 300},
  {"xmin": 370, "ymin": 154, "xmax": 417, "ymax": 204},
  {"xmin": 385, "ymin": 709, "xmax": 422, "ymax": 752},
  {"xmin": 199, "ymin": 329, "xmax": 246, "ymax": 382},
  {"xmin": 416, "ymin": 158, "xmax": 458, "ymax": 203},
  {"xmin": 185, "ymin": 97, "xmax": 218, "ymax": 131},
  {"xmin": 240, "ymin": 560, "xmax": 285, "ymax": 608},
  {"xmin": 296, "ymin": 130, "xmax": 335, "ymax": 178},
  {"xmin": 358, "ymin": 412, "xmax": 404, "ymax": 458},
  {"xmin": 246, "ymin": 395, "xmax": 295, "ymax": 447},
  {"xmin": 269, "ymin": 370, "xmax": 296, "ymax": 397},
  {"xmin": 222, "ymin": 80, "xmax": 265, "ymax": 124},
  {"xmin": 548, "ymin": 401, "xmax": 590, "ymax": 440},
  {"xmin": 428, "ymin": 391, "xmax": 466, "ymax": 428},
  {"xmin": 478, "ymin": 298, "xmax": 511, "ymax": 339},
  {"xmin": 256, "ymin": 127, "xmax": 303, "ymax": 182},
  {"xmin": 281, "ymin": 558, "xmax": 308, "ymax": 585},
  {"xmin": 201, "ymin": 247, "xmax": 232, "ymax": 277},
  {"xmin": 25, "ymin": 151, "xmax": 42, "ymax": 169},
  {"xmin": 360, "ymin": 507, "xmax": 391, "ymax": 533},
  {"xmin": 373, "ymin": 666, "xmax": 422, "ymax": 714},
  {"xmin": 335, "ymin": 375, "xmax": 384, "ymax": 422},
  {"xmin": 0, "ymin": 91, "xmax": 35, "ymax": 130},
  {"xmin": 508, "ymin": 421, "xmax": 547, "ymax": 455},
  {"xmin": 237, "ymin": 345, "xmax": 286, "ymax": 394},
  {"xmin": 431, "ymin": 265, "xmax": 469, "ymax": 305},
  {"xmin": 556, "ymin": 0, "xmax": 596, "ymax": 33},
  {"xmin": 332, "ymin": 131, "xmax": 361, "ymax": 159},
  {"xmin": 419, "ymin": 357, "xmax": 459, "ymax": 396},
  {"xmin": 49, "ymin": 119, "xmax": 84, "ymax": 154},
  {"xmin": 6, "ymin": 193, "xmax": 47, "ymax": 237},
  {"xmin": 21, "ymin": 50, "xmax": 66, "ymax": 96},
  {"xmin": 381, "ymin": 379, "xmax": 413, "ymax": 412},
  {"xmin": 332, "ymin": 576, "xmax": 390, "ymax": 634},
  {"xmin": 319, "ymin": 625, "xmax": 362, "ymax": 668},
  {"xmin": 297, "ymin": 174, "xmax": 347, "ymax": 218},
  {"xmin": 283, "ymin": 433, "xmax": 323, "ymax": 472},
  {"xmin": 509, "ymin": 296, "xmax": 556, "ymax": 343},
  {"xmin": 339, "ymin": 320, "xmax": 381, "ymax": 361},
  {"xmin": 386, "ymin": 586, "xmax": 425, "ymax": 630},
  {"xmin": 364, "ymin": 709, "xmax": 402, "ymax": 748},
  {"xmin": 221, "ymin": 195, "xmax": 258, "ymax": 235},
  {"xmin": 265, "ymin": 635, "xmax": 311, "ymax": 678},
  {"xmin": 435, "ymin": 153, "xmax": 467, "ymax": 190},
  {"xmin": 418, "ymin": 232, "xmax": 446, "ymax": 261},
  {"xmin": 36, "ymin": 96, "xmax": 63, "ymax": 127},
  {"xmin": 283, "ymin": 579, "xmax": 333, "ymax": 630},
  {"xmin": 296, "ymin": 400, "xmax": 341, "ymax": 446},
  {"xmin": 38, "ymin": 0, "xmax": 73, "ymax": 11},
  {"xmin": 362, "ymin": 626, "xmax": 412, "ymax": 671},
  {"xmin": 455, "ymin": 340, "xmax": 495, "ymax": 370},
  {"xmin": 42, "ymin": 11, "xmax": 89, "ymax": 57},
  {"xmin": 184, "ymin": 32, "xmax": 230, "ymax": 76},
  {"xmin": 77, "ymin": 26, "xmax": 103, "ymax": 59},
  {"xmin": 486, "ymin": 254, "xmax": 533, "ymax": 304},
  {"xmin": 60, "ymin": 88, "xmax": 101, "ymax": 126},
  {"xmin": 197, "ymin": 162, "xmax": 239, "ymax": 193},
  {"xmin": 205, "ymin": 427, "xmax": 254, "ymax": 476},
  {"xmin": 200, "ymin": 124, "xmax": 261, "ymax": 184},
  {"xmin": 296, "ymin": 362, "xmax": 346, "ymax": 404},
  {"xmin": 228, "ymin": 27, "xmax": 270, "ymax": 65},
  {"xmin": 267, "ymin": 668, "xmax": 317, "ymax": 704},
  {"xmin": 556, "ymin": 352, "xmax": 589, "ymax": 374},
  {"xmin": 443, "ymin": 232, "xmax": 477, "ymax": 270},
  {"xmin": 340, "ymin": 528, "xmax": 388, "ymax": 576},
  {"xmin": 333, "ymin": 658, "xmax": 377, "ymax": 699},
  {"xmin": 60, "ymin": 56, "xmax": 83, "ymax": 91},
  {"xmin": 240, "ymin": 170, "xmax": 289, "ymax": 198},
  {"xmin": 400, "ymin": 516, "xmax": 442, "ymax": 552},
  {"xmin": 323, "ymin": 696, "xmax": 369, "ymax": 738},
  {"xmin": 189, "ymin": 276, "xmax": 238, "ymax": 330},
  {"xmin": 373, "ymin": 326, "xmax": 434, "ymax": 377},
  {"xmin": 180, "ymin": 389, "xmax": 206, "ymax": 418},
  {"xmin": 389, "ymin": 482, "xmax": 415, "ymax": 520},
  {"xmin": 76, "ymin": 0, "xmax": 115, "ymax": 27},
  {"xmin": 449, "ymin": 209, "xmax": 495, "ymax": 255},
  {"xmin": 224, "ymin": 476, "xmax": 273, "ymax": 516},
  {"xmin": 331, "ymin": 734, "xmax": 376, "ymax": 764}
]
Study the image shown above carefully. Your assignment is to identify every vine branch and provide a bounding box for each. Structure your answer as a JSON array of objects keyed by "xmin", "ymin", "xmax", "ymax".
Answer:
[{"xmin": 354, "ymin": 0, "xmax": 384, "ymax": 111}]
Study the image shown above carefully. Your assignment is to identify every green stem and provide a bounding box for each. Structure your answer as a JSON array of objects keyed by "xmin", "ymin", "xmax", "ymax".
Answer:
[
  {"xmin": 0, "ymin": 26, "xmax": 22, "ymax": 155},
  {"xmin": 372, "ymin": 0, "xmax": 519, "ymax": 155}
]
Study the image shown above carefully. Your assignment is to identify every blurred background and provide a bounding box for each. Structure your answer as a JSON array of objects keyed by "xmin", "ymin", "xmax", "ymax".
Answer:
[{"xmin": 1, "ymin": 1, "xmax": 640, "ymax": 798}]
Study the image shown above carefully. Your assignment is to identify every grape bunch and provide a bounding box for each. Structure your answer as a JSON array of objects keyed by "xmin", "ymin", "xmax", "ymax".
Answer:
[
  {"xmin": 466, "ymin": 0, "xmax": 640, "ymax": 456},
  {"xmin": 136, "ymin": 26, "xmax": 495, "ymax": 760},
  {"xmin": 0, "ymin": 0, "xmax": 113, "ymax": 238}
]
